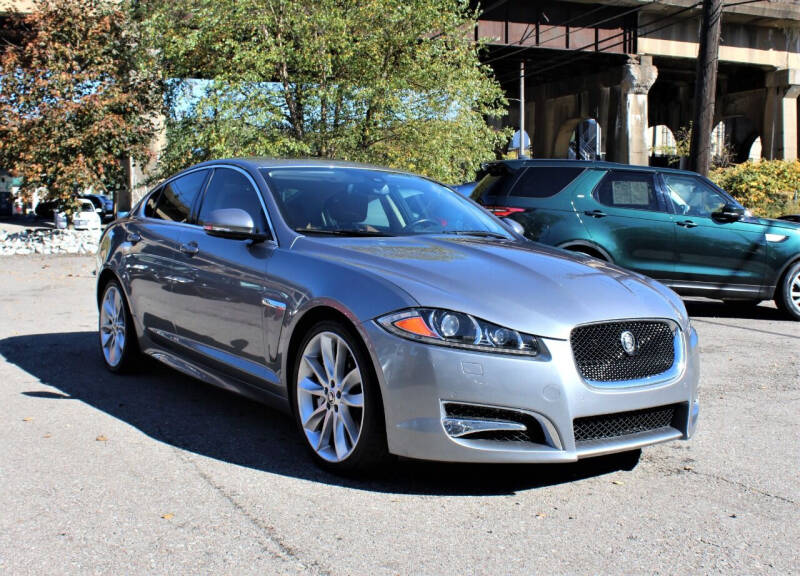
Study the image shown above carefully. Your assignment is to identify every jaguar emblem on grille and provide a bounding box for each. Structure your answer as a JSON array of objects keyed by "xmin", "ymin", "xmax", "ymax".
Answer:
[{"xmin": 620, "ymin": 331, "xmax": 637, "ymax": 355}]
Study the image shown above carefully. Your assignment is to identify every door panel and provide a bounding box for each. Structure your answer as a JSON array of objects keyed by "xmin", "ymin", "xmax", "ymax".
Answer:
[
  {"xmin": 661, "ymin": 173, "xmax": 767, "ymax": 290},
  {"xmin": 170, "ymin": 167, "xmax": 280, "ymax": 390},
  {"xmin": 573, "ymin": 170, "xmax": 677, "ymax": 279},
  {"xmin": 124, "ymin": 217, "xmax": 181, "ymax": 339}
]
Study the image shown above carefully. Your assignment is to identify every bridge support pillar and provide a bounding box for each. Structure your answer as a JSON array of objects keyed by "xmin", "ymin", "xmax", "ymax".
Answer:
[
  {"xmin": 609, "ymin": 56, "xmax": 658, "ymax": 166},
  {"xmin": 763, "ymin": 69, "xmax": 800, "ymax": 161}
]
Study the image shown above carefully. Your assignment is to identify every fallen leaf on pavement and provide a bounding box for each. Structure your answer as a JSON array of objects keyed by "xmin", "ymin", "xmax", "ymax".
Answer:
[
  {"xmin": 612, "ymin": 480, "xmax": 624, "ymax": 485},
  {"xmin": 22, "ymin": 417, "xmax": 33, "ymax": 422},
  {"xmin": 95, "ymin": 435, "xmax": 108, "ymax": 442},
  {"xmin": 161, "ymin": 513, "xmax": 174, "ymax": 520},
  {"xmin": 43, "ymin": 433, "xmax": 51, "ymax": 438}
]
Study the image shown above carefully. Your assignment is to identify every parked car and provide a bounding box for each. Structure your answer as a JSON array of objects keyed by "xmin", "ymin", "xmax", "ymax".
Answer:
[
  {"xmin": 0, "ymin": 191, "xmax": 12, "ymax": 217},
  {"xmin": 470, "ymin": 159, "xmax": 800, "ymax": 320},
  {"xmin": 81, "ymin": 193, "xmax": 114, "ymax": 221},
  {"xmin": 34, "ymin": 198, "xmax": 61, "ymax": 219},
  {"xmin": 96, "ymin": 159, "xmax": 699, "ymax": 473},
  {"xmin": 72, "ymin": 199, "xmax": 102, "ymax": 230}
]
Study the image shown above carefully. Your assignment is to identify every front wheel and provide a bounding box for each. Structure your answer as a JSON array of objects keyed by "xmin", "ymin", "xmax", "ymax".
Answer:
[
  {"xmin": 291, "ymin": 321, "xmax": 390, "ymax": 473},
  {"xmin": 99, "ymin": 280, "xmax": 140, "ymax": 372},
  {"xmin": 775, "ymin": 261, "xmax": 800, "ymax": 320}
]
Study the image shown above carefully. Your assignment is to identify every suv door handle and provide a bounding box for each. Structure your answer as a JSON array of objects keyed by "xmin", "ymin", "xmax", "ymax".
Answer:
[
  {"xmin": 179, "ymin": 241, "xmax": 199, "ymax": 256},
  {"xmin": 584, "ymin": 210, "xmax": 607, "ymax": 218},
  {"xmin": 126, "ymin": 231, "xmax": 141, "ymax": 244},
  {"xmin": 676, "ymin": 220, "xmax": 698, "ymax": 228}
]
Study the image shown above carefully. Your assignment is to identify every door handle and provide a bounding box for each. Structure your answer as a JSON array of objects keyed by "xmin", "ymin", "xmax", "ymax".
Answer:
[
  {"xmin": 126, "ymin": 231, "xmax": 142, "ymax": 244},
  {"xmin": 676, "ymin": 220, "xmax": 698, "ymax": 228},
  {"xmin": 584, "ymin": 210, "xmax": 607, "ymax": 218},
  {"xmin": 179, "ymin": 241, "xmax": 199, "ymax": 256}
]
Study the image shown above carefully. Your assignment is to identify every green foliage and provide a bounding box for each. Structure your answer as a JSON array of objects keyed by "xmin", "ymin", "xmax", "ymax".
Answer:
[
  {"xmin": 147, "ymin": 0, "xmax": 510, "ymax": 184},
  {"xmin": 710, "ymin": 160, "xmax": 800, "ymax": 218},
  {"xmin": 0, "ymin": 0, "xmax": 162, "ymax": 211}
]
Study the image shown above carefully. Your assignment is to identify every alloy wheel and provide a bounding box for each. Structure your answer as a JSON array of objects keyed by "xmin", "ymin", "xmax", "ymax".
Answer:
[
  {"xmin": 790, "ymin": 269, "xmax": 800, "ymax": 314},
  {"xmin": 100, "ymin": 285, "xmax": 126, "ymax": 368},
  {"xmin": 296, "ymin": 331, "xmax": 365, "ymax": 462}
]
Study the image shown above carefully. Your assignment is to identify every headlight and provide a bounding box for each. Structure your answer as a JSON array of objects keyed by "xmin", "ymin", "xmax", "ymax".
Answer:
[{"xmin": 378, "ymin": 308, "xmax": 541, "ymax": 356}]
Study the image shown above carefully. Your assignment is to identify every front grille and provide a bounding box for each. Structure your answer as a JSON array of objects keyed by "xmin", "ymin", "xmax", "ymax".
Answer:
[
  {"xmin": 573, "ymin": 404, "xmax": 678, "ymax": 443},
  {"xmin": 443, "ymin": 403, "xmax": 546, "ymax": 444},
  {"xmin": 571, "ymin": 321, "xmax": 675, "ymax": 382}
]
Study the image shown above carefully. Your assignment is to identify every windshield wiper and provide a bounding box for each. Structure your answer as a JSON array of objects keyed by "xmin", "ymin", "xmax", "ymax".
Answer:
[
  {"xmin": 439, "ymin": 230, "xmax": 509, "ymax": 240},
  {"xmin": 294, "ymin": 227, "xmax": 396, "ymax": 237}
]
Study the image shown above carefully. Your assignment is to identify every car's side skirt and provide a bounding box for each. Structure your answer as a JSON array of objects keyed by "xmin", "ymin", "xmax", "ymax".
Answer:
[
  {"xmin": 665, "ymin": 280, "xmax": 773, "ymax": 300},
  {"xmin": 141, "ymin": 344, "xmax": 291, "ymax": 414}
]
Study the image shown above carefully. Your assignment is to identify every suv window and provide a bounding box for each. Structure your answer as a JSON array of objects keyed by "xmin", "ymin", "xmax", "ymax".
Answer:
[
  {"xmin": 510, "ymin": 167, "xmax": 584, "ymax": 198},
  {"xmin": 662, "ymin": 174, "xmax": 729, "ymax": 218},
  {"xmin": 470, "ymin": 165, "xmax": 522, "ymax": 203},
  {"xmin": 153, "ymin": 170, "xmax": 208, "ymax": 222},
  {"xmin": 198, "ymin": 168, "xmax": 269, "ymax": 234},
  {"xmin": 594, "ymin": 171, "xmax": 661, "ymax": 211}
]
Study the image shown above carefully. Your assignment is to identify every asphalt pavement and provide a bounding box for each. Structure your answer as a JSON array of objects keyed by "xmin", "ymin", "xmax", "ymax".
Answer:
[{"xmin": 0, "ymin": 255, "xmax": 797, "ymax": 575}]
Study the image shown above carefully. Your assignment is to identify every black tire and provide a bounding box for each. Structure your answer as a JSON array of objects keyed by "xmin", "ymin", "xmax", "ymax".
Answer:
[
  {"xmin": 98, "ymin": 279, "xmax": 141, "ymax": 373},
  {"xmin": 775, "ymin": 260, "xmax": 800, "ymax": 321},
  {"xmin": 290, "ymin": 320, "xmax": 391, "ymax": 474}
]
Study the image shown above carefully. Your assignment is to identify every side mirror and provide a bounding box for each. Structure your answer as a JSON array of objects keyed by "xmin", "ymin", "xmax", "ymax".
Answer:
[
  {"xmin": 503, "ymin": 217, "xmax": 526, "ymax": 236},
  {"xmin": 714, "ymin": 203, "xmax": 745, "ymax": 222},
  {"xmin": 203, "ymin": 208, "xmax": 268, "ymax": 241}
]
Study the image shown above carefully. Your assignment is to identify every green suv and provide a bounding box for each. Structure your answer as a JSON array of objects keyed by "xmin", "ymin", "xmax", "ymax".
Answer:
[{"xmin": 471, "ymin": 160, "xmax": 800, "ymax": 320}]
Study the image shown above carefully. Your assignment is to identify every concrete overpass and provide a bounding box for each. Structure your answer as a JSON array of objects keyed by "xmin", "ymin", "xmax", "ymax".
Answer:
[
  {"xmin": 476, "ymin": 0, "xmax": 800, "ymax": 165},
  {"xmin": 3, "ymin": 1, "xmax": 799, "ymax": 168}
]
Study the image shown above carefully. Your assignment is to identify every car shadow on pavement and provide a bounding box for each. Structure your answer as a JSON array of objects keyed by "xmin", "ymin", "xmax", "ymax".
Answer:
[
  {"xmin": 1, "ymin": 331, "xmax": 639, "ymax": 496},
  {"xmin": 683, "ymin": 298, "xmax": 786, "ymax": 321}
]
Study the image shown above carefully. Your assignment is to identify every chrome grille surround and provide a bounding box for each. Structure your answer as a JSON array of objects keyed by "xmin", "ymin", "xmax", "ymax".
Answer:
[{"xmin": 570, "ymin": 319, "xmax": 683, "ymax": 387}]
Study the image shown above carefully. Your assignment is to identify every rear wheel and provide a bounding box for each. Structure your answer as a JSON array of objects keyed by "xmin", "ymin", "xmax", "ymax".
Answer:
[
  {"xmin": 98, "ymin": 280, "xmax": 140, "ymax": 372},
  {"xmin": 775, "ymin": 261, "xmax": 800, "ymax": 320},
  {"xmin": 291, "ymin": 320, "xmax": 390, "ymax": 473}
]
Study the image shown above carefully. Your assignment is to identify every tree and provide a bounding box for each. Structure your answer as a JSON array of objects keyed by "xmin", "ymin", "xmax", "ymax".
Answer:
[
  {"xmin": 147, "ymin": 0, "xmax": 509, "ymax": 184},
  {"xmin": 0, "ymin": 0, "xmax": 162, "ymax": 212}
]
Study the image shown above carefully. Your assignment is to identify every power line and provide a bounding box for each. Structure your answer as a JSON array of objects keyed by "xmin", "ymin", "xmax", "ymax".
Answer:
[{"xmin": 483, "ymin": 3, "xmax": 614, "ymax": 66}]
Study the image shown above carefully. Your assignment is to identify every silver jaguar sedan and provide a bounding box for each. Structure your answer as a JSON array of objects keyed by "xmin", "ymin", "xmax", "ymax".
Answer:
[{"xmin": 96, "ymin": 158, "xmax": 700, "ymax": 473}]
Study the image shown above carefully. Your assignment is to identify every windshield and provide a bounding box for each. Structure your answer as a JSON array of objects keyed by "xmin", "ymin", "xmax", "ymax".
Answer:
[{"xmin": 260, "ymin": 167, "xmax": 511, "ymax": 238}]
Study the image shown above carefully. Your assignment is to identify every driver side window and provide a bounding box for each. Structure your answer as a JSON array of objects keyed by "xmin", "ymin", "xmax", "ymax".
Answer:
[{"xmin": 662, "ymin": 174, "xmax": 728, "ymax": 218}]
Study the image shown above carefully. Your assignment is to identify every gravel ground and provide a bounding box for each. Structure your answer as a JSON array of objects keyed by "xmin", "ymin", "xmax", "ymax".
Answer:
[{"xmin": 0, "ymin": 255, "xmax": 797, "ymax": 575}]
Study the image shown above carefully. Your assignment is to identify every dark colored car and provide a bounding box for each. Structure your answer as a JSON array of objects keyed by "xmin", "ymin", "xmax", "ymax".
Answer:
[
  {"xmin": 470, "ymin": 159, "xmax": 800, "ymax": 320},
  {"xmin": 81, "ymin": 194, "xmax": 114, "ymax": 221}
]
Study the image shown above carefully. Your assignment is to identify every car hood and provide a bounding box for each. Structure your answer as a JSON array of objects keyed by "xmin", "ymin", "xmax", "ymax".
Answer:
[
  {"xmin": 293, "ymin": 235, "xmax": 687, "ymax": 340},
  {"xmin": 752, "ymin": 216, "xmax": 800, "ymax": 232}
]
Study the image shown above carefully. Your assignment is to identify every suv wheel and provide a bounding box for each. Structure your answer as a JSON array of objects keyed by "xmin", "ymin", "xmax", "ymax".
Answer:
[{"xmin": 776, "ymin": 261, "xmax": 800, "ymax": 320}]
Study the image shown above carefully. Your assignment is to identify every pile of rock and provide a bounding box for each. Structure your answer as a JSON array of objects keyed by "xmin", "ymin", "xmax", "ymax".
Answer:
[{"xmin": 0, "ymin": 228, "xmax": 102, "ymax": 256}]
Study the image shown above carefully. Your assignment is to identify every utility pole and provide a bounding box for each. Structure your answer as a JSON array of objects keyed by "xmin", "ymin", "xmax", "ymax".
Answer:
[
  {"xmin": 689, "ymin": 0, "xmax": 723, "ymax": 176},
  {"xmin": 519, "ymin": 60, "xmax": 526, "ymax": 157}
]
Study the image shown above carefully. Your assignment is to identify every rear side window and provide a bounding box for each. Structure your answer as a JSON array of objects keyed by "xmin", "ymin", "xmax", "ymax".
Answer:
[
  {"xmin": 470, "ymin": 166, "xmax": 521, "ymax": 203},
  {"xmin": 153, "ymin": 170, "xmax": 208, "ymax": 222},
  {"xmin": 593, "ymin": 171, "xmax": 661, "ymax": 211},
  {"xmin": 144, "ymin": 187, "xmax": 162, "ymax": 218},
  {"xmin": 510, "ymin": 167, "xmax": 584, "ymax": 198}
]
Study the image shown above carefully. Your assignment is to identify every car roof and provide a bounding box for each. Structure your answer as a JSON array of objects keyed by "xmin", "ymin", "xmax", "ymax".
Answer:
[
  {"xmin": 189, "ymin": 157, "xmax": 411, "ymax": 174},
  {"xmin": 491, "ymin": 158, "xmax": 697, "ymax": 176}
]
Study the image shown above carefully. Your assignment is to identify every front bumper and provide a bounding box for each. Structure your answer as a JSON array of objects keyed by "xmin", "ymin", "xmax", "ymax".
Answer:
[{"xmin": 362, "ymin": 321, "xmax": 700, "ymax": 463}]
